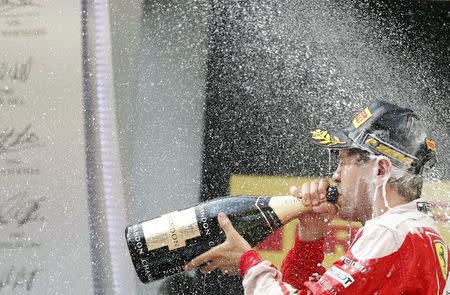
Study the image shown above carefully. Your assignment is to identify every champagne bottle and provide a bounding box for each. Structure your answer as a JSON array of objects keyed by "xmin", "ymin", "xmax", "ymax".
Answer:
[{"xmin": 125, "ymin": 186, "xmax": 338, "ymax": 283}]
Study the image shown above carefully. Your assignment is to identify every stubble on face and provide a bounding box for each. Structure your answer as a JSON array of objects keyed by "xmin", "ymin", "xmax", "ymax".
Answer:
[{"xmin": 335, "ymin": 153, "xmax": 375, "ymax": 223}]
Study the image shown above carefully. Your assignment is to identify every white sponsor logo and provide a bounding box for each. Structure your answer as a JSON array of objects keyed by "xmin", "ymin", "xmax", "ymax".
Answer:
[
  {"xmin": 340, "ymin": 257, "xmax": 368, "ymax": 273},
  {"xmin": 318, "ymin": 277, "xmax": 337, "ymax": 295},
  {"xmin": 326, "ymin": 266, "xmax": 355, "ymax": 288}
]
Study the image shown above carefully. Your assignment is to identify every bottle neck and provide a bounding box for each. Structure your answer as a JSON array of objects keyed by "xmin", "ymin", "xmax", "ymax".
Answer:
[{"xmin": 268, "ymin": 196, "xmax": 309, "ymax": 225}]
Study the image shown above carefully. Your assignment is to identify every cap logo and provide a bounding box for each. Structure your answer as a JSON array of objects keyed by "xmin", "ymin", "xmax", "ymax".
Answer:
[
  {"xmin": 311, "ymin": 129, "xmax": 346, "ymax": 146},
  {"xmin": 364, "ymin": 134, "xmax": 415, "ymax": 166},
  {"xmin": 352, "ymin": 107, "xmax": 372, "ymax": 128},
  {"xmin": 426, "ymin": 139, "xmax": 436, "ymax": 152}
]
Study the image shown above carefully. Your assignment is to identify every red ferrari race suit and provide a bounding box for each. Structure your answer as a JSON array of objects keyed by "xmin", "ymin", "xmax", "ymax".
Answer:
[{"xmin": 238, "ymin": 198, "xmax": 450, "ymax": 294}]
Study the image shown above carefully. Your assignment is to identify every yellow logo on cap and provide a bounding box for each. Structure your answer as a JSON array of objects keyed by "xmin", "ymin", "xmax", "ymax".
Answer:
[
  {"xmin": 364, "ymin": 136, "xmax": 415, "ymax": 165},
  {"xmin": 352, "ymin": 107, "xmax": 373, "ymax": 128},
  {"xmin": 435, "ymin": 241, "xmax": 448, "ymax": 279},
  {"xmin": 311, "ymin": 129, "xmax": 346, "ymax": 146},
  {"xmin": 426, "ymin": 139, "xmax": 436, "ymax": 152},
  {"xmin": 365, "ymin": 138, "xmax": 378, "ymax": 147}
]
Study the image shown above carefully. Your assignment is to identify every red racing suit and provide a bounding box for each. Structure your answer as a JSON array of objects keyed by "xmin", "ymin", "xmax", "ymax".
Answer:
[{"xmin": 238, "ymin": 199, "xmax": 450, "ymax": 294}]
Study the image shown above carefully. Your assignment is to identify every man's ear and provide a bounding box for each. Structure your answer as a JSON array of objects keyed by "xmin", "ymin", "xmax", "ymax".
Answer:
[{"xmin": 375, "ymin": 156, "xmax": 392, "ymax": 186}]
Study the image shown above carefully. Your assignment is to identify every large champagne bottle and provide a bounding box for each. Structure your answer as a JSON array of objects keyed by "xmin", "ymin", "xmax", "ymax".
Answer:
[{"xmin": 125, "ymin": 187, "xmax": 338, "ymax": 283}]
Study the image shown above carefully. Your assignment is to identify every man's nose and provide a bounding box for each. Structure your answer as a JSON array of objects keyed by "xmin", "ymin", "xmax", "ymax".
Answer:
[{"xmin": 332, "ymin": 166, "xmax": 341, "ymax": 182}]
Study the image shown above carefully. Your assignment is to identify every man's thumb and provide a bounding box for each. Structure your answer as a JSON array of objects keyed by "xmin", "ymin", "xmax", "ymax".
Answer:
[{"xmin": 218, "ymin": 212, "xmax": 236, "ymax": 236}]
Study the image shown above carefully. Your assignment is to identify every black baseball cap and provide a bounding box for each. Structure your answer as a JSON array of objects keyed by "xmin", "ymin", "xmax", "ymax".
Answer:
[{"xmin": 310, "ymin": 100, "xmax": 437, "ymax": 174}]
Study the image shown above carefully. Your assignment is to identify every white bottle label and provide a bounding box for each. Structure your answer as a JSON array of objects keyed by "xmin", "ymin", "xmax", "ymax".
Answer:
[{"xmin": 142, "ymin": 208, "xmax": 201, "ymax": 251}]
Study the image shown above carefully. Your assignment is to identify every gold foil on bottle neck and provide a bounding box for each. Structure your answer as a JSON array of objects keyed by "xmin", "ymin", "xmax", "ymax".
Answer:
[{"xmin": 268, "ymin": 196, "xmax": 308, "ymax": 225}]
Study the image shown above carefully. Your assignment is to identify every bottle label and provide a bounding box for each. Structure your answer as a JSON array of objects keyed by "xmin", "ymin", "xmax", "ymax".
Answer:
[{"xmin": 141, "ymin": 207, "xmax": 201, "ymax": 251}]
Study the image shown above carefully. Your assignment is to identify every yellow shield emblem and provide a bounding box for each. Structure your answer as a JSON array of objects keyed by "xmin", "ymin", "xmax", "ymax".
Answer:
[{"xmin": 435, "ymin": 241, "xmax": 449, "ymax": 279}]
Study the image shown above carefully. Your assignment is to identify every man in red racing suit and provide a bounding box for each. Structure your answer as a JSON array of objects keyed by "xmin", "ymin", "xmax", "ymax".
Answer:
[
  {"xmin": 239, "ymin": 198, "xmax": 449, "ymax": 294},
  {"xmin": 186, "ymin": 101, "xmax": 449, "ymax": 294}
]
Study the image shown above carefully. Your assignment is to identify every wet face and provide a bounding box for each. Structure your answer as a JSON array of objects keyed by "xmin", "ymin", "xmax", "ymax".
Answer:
[{"xmin": 332, "ymin": 149, "xmax": 376, "ymax": 222}]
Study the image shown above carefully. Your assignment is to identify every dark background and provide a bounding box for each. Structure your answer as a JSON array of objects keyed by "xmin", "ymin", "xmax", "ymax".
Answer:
[
  {"xmin": 202, "ymin": 0, "xmax": 450, "ymax": 201},
  {"xmin": 163, "ymin": 0, "xmax": 450, "ymax": 293}
]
